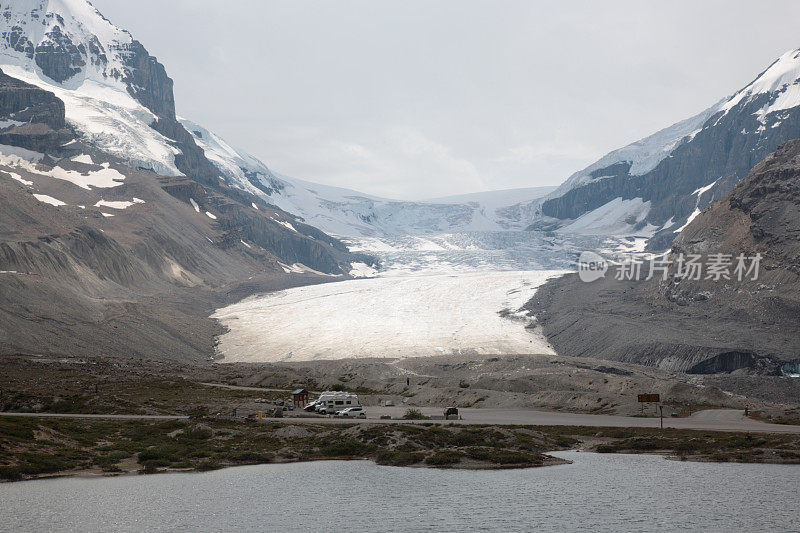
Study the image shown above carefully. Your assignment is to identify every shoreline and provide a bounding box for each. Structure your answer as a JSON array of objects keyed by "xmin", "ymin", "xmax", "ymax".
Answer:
[
  {"xmin": 3, "ymin": 414, "xmax": 800, "ymax": 484},
  {"xmin": 5, "ymin": 454, "xmax": 575, "ymax": 486},
  {"xmin": 7, "ymin": 439, "xmax": 800, "ymax": 486}
]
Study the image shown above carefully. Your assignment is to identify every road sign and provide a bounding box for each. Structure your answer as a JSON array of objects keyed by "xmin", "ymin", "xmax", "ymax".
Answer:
[{"xmin": 637, "ymin": 394, "xmax": 660, "ymax": 403}]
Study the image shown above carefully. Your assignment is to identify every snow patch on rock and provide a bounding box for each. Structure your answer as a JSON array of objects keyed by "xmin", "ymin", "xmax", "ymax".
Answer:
[
  {"xmin": 94, "ymin": 199, "xmax": 138, "ymax": 209},
  {"xmin": 32, "ymin": 193, "xmax": 66, "ymax": 206},
  {"xmin": 559, "ymin": 197, "xmax": 653, "ymax": 236}
]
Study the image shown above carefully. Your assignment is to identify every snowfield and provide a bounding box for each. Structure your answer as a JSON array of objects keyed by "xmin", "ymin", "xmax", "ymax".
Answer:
[{"xmin": 212, "ymin": 270, "xmax": 564, "ymax": 362}]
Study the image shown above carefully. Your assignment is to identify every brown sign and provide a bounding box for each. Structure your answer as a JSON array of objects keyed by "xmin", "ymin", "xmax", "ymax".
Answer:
[{"xmin": 638, "ymin": 394, "xmax": 661, "ymax": 403}]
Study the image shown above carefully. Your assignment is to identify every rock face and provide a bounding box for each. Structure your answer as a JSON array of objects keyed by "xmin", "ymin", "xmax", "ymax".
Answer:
[
  {"xmin": 666, "ymin": 139, "xmax": 800, "ymax": 297},
  {"xmin": 531, "ymin": 49, "xmax": 800, "ymax": 250},
  {"xmin": 0, "ymin": 68, "xmax": 64, "ymax": 129},
  {"xmin": 0, "ymin": 68, "xmax": 75, "ymax": 152},
  {"xmin": 120, "ymin": 40, "xmax": 176, "ymax": 119},
  {"xmin": 112, "ymin": 38, "xmax": 223, "ymax": 189},
  {"xmin": 33, "ymin": 24, "xmax": 86, "ymax": 83},
  {"xmin": 528, "ymin": 140, "xmax": 800, "ymax": 374}
]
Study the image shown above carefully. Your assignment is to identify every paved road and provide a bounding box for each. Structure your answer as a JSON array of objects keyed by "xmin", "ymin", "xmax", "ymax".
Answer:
[{"xmin": 2, "ymin": 408, "xmax": 797, "ymax": 434}]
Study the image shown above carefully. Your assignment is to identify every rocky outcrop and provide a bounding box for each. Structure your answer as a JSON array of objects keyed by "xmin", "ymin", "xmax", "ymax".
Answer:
[
  {"xmin": 33, "ymin": 24, "xmax": 86, "ymax": 83},
  {"xmin": 0, "ymin": 68, "xmax": 76, "ymax": 153},
  {"xmin": 120, "ymin": 40, "xmax": 176, "ymax": 119},
  {"xmin": 111, "ymin": 38, "xmax": 224, "ymax": 188},
  {"xmin": 2, "ymin": 24, "xmax": 35, "ymax": 59},
  {"xmin": 0, "ymin": 68, "xmax": 64, "ymax": 129}
]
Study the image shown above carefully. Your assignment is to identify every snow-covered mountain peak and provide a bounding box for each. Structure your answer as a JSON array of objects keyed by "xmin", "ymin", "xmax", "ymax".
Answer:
[
  {"xmin": 549, "ymin": 48, "xmax": 800, "ymax": 202},
  {"xmin": 547, "ymin": 102, "xmax": 721, "ymax": 198},
  {"xmin": 718, "ymin": 48, "xmax": 800, "ymax": 121},
  {"xmin": 0, "ymin": 0, "xmax": 185, "ymax": 175},
  {"xmin": 0, "ymin": 0, "xmax": 133, "ymax": 86},
  {"xmin": 535, "ymin": 47, "xmax": 800, "ymax": 248}
]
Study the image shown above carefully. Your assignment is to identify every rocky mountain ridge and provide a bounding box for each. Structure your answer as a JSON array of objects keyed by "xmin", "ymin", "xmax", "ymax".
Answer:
[
  {"xmin": 525, "ymin": 49, "xmax": 800, "ymax": 250},
  {"xmin": 528, "ymin": 140, "xmax": 800, "ymax": 375}
]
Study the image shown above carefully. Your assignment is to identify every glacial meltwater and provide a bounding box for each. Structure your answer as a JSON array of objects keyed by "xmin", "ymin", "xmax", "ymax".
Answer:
[{"xmin": 1, "ymin": 452, "xmax": 798, "ymax": 532}]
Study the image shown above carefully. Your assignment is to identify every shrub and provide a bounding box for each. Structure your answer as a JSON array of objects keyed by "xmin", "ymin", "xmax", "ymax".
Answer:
[
  {"xmin": 402, "ymin": 409, "xmax": 428, "ymax": 420},
  {"xmin": 424, "ymin": 451, "xmax": 462, "ymax": 465},
  {"xmin": 488, "ymin": 452, "xmax": 536, "ymax": 465},
  {"xmin": 138, "ymin": 446, "xmax": 180, "ymax": 463},
  {"xmin": 229, "ymin": 451, "xmax": 274, "ymax": 463},
  {"xmin": 595, "ymin": 444, "xmax": 619, "ymax": 453},
  {"xmin": 0, "ymin": 466, "xmax": 22, "ymax": 480},
  {"xmin": 196, "ymin": 460, "xmax": 221, "ymax": 472},
  {"xmin": 183, "ymin": 428, "xmax": 213, "ymax": 441},
  {"xmin": 140, "ymin": 458, "xmax": 170, "ymax": 469},
  {"xmin": 554, "ymin": 436, "xmax": 579, "ymax": 448},
  {"xmin": 94, "ymin": 451, "xmax": 130, "ymax": 472},
  {"xmin": 319, "ymin": 440, "xmax": 369, "ymax": 457},
  {"xmin": 375, "ymin": 450, "xmax": 425, "ymax": 466}
]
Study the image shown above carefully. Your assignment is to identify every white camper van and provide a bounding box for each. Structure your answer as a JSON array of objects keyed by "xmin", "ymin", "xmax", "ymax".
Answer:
[{"xmin": 315, "ymin": 391, "xmax": 361, "ymax": 414}]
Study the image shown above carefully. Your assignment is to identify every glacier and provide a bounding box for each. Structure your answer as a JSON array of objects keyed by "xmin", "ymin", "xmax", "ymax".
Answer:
[
  {"xmin": 212, "ymin": 268, "xmax": 565, "ymax": 363},
  {"xmin": 211, "ymin": 230, "xmax": 622, "ymax": 363},
  {"xmin": 181, "ymin": 117, "xmax": 557, "ymax": 238}
]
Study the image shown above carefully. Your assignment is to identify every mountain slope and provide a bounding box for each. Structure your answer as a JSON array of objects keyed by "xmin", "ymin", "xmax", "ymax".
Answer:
[
  {"xmin": 528, "ymin": 140, "xmax": 800, "ymax": 375},
  {"xmin": 0, "ymin": 0, "xmax": 359, "ymax": 273},
  {"xmin": 0, "ymin": 0, "xmax": 366, "ymax": 360},
  {"xmin": 530, "ymin": 49, "xmax": 800, "ymax": 249}
]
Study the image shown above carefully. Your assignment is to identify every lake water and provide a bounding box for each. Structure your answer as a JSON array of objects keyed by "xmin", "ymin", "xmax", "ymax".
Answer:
[{"xmin": 1, "ymin": 452, "xmax": 798, "ymax": 532}]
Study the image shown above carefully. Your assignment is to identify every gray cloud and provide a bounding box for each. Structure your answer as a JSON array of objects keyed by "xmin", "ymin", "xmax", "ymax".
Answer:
[{"xmin": 93, "ymin": 0, "xmax": 800, "ymax": 199}]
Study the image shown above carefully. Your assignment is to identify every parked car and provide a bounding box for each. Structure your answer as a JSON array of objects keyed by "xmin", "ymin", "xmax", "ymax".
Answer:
[
  {"xmin": 444, "ymin": 407, "xmax": 459, "ymax": 419},
  {"xmin": 337, "ymin": 406, "xmax": 366, "ymax": 418},
  {"xmin": 304, "ymin": 401, "xmax": 320, "ymax": 412}
]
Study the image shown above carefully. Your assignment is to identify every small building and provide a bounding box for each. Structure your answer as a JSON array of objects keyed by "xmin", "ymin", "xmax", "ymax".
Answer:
[{"xmin": 292, "ymin": 388, "xmax": 309, "ymax": 408}]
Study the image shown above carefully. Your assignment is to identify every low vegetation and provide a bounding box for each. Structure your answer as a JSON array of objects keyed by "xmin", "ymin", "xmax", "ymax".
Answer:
[
  {"xmin": 4, "ymin": 415, "xmax": 799, "ymax": 483},
  {"xmin": 535, "ymin": 426, "xmax": 800, "ymax": 464},
  {"xmin": 402, "ymin": 408, "xmax": 429, "ymax": 420},
  {"xmin": 0, "ymin": 417, "xmax": 567, "ymax": 481}
]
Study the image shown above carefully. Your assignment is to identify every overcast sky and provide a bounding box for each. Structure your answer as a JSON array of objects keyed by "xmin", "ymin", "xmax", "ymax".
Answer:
[{"xmin": 92, "ymin": 0, "xmax": 800, "ymax": 200}]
